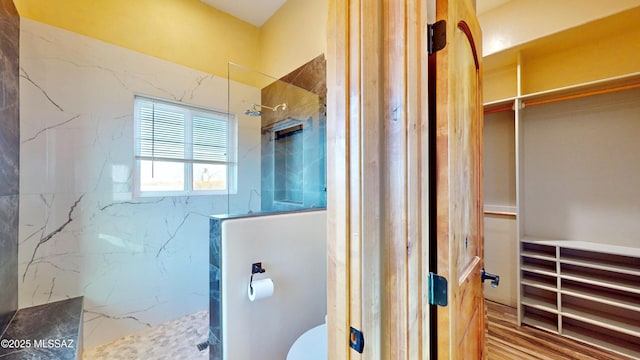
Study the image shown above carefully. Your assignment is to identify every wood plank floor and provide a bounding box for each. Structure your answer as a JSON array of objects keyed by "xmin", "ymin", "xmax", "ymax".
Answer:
[{"xmin": 486, "ymin": 301, "xmax": 633, "ymax": 360}]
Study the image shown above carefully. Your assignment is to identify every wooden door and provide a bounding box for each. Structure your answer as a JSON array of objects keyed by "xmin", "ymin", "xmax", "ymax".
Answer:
[
  {"xmin": 433, "ymin": 0, "xmax": 485, "ymax": 358},
  {"xmin": 327, "ymin": 0, "xmax": 483, "ymax": 358}
]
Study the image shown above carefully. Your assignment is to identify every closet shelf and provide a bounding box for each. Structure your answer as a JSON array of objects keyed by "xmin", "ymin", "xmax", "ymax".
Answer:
[
  {"xmin": 522, "ymin": 315, "xmax": 557, "ymax": 334},
  {"xmin": 562, "ymin": 328, "xmax": 640, "ymax": 360},
  {"xmin": 521, "ymin": 251, "xmax": 556, "ymax": 262},
  {"xmin": 519, "ymin": 72, "xmax": 640, "ymax": 108},
  {"xmin": 521, "ymin": 279, "xmax": 557, "ymax": 293},
  {"xmin": 561, "ymin": 304, "xmax": 640, "ymax": 338},
  {"xmin": 560, "ymin": 272, "xmax": 640, "ymax": 295},
  {"xmin": 483, "ymin": 98, "xmax": 515, "ymax": 113},
  {"xmin": 483, "ymin": 72, "xmax": 640, "ymax": 109},
  {"xmin": 521, "ymin": 238, "xmax": 640, "ymax": 258},
  {"xmin": 521, "ymin": 295, "xmax": 557, "ymax": 313},
  {"xmin": 560, "ymin": 258, "xmax": 640, "ymax": 277},
  {"xmin": 520, "ymin": 264, "xmax": 557, "ymax": 277},
  {"xmin": 521, "ymin": 243, "xmax": 556, "ymax": 258},
  {"xmin": 520, "ymin": 237, "xmax": 565, "ymax": 247},
  {"xmin": 560, "ymin": 286, "xmax": 640, "ymax": 312}
]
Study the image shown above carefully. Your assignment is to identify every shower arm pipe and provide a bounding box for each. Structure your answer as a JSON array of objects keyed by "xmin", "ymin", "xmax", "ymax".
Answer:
[{"xmin": 250, "ymin": 103, "xmax": 287, "ymax": 112}]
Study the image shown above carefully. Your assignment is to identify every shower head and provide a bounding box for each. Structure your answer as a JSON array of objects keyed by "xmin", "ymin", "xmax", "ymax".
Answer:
[
  {"xmin": 270, "ymin": 103, "xmax": 287, "ymax": 111},
  {"xmin": 245, "ymin": 102, "xmax": 287, "ymax": 117},
  {"xmin": 245, "ymin": 109, "xmax": 262, "ymax": 116}
]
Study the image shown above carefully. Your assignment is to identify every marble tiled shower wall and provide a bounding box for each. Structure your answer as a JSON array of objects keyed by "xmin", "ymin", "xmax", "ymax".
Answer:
[
  {"xmin": 19, "ymin": 19, "xmax": 261, "ymax": 349},
  {"xmin": 0, "ymin": 0, "xmax": 20, "ymax": 335},
  {"xmin": 260, "ymin": 55, "xmax": 326, "ymax": 212}
]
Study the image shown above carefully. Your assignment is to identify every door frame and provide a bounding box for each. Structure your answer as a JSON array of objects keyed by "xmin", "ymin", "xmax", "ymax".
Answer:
[{"xmin": 326, "ymin": 0, "xmax": 431, "ymax": 358}]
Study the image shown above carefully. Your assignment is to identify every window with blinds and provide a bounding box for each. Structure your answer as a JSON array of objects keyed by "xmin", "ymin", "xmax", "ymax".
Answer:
[{"xmin": 133, "ymin": 96, "xmax": 236, "ymax": 196}]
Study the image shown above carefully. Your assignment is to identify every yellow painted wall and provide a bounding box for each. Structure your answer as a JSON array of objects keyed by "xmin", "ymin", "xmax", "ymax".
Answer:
[
  {"xmin": 13, "ymin": 0, "xmax": 328, "ymax": 82},
  {"xmin": 13, "ymin": 0, "xmax": 260, "ymax": 79},
  {"xmin": 483, "ymin": 6, "xmax": 640, "ymax": 98},
  {"xmin": 521, "ymin": 25, "xmax": 640, "ymax": 94},
  {"xmin": 479, "ymin": 0, "xmax": 640, "ymax": 56},
  {"xmin": 259, "ymin": 0, "xmax": 327, "ymax": 79},
  {"xmin": 484, "ymin": 66, "xmax": 517, "ymax": 103}
]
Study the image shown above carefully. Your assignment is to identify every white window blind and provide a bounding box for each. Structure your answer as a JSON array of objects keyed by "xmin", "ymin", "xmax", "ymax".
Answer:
[
  {"xmin": 135, "ymin": 97, "xmax": 229, "ymax": 164},
  {"xmin": 133, "ymin": 95, "xmax": 236, "ymax": 196},
  {"xmin": 192, "ymin": 113, "xmax": 228, "ymax": 163}
]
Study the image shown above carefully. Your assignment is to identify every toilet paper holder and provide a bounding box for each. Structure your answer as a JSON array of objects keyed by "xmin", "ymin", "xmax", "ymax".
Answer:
[{"xmin": 249, "ymin": 262, "xmax": 266, "ymax": 293}]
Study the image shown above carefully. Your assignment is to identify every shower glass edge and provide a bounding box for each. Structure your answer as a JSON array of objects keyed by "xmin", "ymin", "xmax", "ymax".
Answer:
[{"xmin": 226, "ymin": 61, "xmax": 326, "ymax": 217}]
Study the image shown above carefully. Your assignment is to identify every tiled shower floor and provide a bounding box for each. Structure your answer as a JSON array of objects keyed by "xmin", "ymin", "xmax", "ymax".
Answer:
[{"xmin": 83, "ymin": 310, "xmax": 209, "ymax": 360}]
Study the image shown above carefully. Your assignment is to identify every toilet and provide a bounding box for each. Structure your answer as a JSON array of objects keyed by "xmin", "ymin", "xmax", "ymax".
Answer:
[{"xmin": 286, "ymin": 321, "xmax": 327, "ymax": 360}]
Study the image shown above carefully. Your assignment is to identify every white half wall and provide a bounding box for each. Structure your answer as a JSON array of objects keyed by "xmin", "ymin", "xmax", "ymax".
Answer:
[{"xmin": 221, "ymin": 210, "xmax": 326, "ymax": 360}]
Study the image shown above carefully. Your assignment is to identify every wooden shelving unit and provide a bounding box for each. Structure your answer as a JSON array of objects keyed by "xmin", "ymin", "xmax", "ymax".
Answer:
[
  {"xmin": 519, "ymin": 239, "xmax": 640, "ymax": 358},
  {"xmin": 522, "ymin": 305, "xmax": 558, "ymax": 333},
  {"xmin": 521, "ymin": 274, "xmax": 556, "ymax": 293},
  {"xmin": 561, "ymin": 280, "xmax": 640, "ymax": 312},
  {"xmin": 563, "ymin": 318, "xmax": 640, "ymax": 359}
]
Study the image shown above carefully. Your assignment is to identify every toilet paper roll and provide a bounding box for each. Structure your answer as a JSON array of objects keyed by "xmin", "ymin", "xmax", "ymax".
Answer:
[{"xmin": 248, "ymin": 278, "xmax": 274, "ymax": 302}]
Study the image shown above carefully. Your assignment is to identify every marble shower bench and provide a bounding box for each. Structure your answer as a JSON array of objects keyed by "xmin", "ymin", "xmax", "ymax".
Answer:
[{"xmin": 0, "ymin": 297, "xmax": 83, "ymax": 360}]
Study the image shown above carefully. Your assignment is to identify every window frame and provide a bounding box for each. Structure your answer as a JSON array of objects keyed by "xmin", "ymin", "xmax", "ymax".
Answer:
[{"xmin": 132, "ymin": 95, "xmax": 237, "ymax": 198}]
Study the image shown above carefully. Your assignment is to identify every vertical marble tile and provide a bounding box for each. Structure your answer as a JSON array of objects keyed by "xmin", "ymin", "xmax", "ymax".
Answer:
[
  {"xmin": 0, "ymin": 0, "xmax": 20, "ymax": 336},
  {"xmin": 209, "ymin": 218, "xmax": 222, "ymax": 360},
  {"xmin": 0, "ymin": 120, "xmax": 19, "ymax": 196},
  {"xmin": 19, "ymin": 19, "xmax": 259, "ymax": 349},
  {"xmin": 0, "ymin": 195, "xmax": 18, "ymax": 333}
]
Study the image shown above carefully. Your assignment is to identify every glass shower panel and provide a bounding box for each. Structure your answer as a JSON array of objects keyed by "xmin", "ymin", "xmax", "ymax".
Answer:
[{"xmin": 227, "ymin": 62, "xmax": 326, "ymax": 216}]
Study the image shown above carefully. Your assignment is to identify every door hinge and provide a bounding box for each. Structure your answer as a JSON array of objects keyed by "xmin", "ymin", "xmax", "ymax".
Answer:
[
  {"xmin": 349, "ymin": 327, "xmax": 364, "ymax": 353},
  {"xmin": 428, "ymin": 272, "xmax": 448, "ymax": 307},
  {"xmin": 428, "ymin": 20, "xmax": 447, "ymax": 55}
]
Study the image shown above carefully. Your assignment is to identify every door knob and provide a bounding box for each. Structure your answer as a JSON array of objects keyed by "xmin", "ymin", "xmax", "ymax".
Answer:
[{"xmin": 481, "ymin": 268, "xmax": 500, "ymax": 288}]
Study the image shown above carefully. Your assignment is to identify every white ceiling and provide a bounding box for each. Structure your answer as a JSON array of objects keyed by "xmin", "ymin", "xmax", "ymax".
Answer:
[
  {"xmin": 476, "ymin": 0, "xmax": 512, "ymax": 15},
  {"xmin": 200, "ymin": 0, "xmax": 510, "ymax": 27},
  {"xmin": 200, "ymin": 0, "xmax": 288, "ymax": 27}
]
